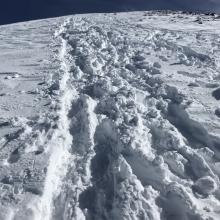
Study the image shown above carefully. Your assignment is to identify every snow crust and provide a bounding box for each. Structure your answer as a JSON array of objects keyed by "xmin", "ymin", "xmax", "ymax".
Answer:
[{"xmin": 0, "ymin": 11, "xmax": 220, "ymax": 220}]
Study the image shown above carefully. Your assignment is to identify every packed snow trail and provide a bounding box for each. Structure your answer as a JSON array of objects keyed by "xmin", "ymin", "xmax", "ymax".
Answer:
[
  {"xmin": 1, "ymin": 11, "xmax": 220, "ymax": 220},
  {"xmin": 30, "ymin": 19, "xmax": 75, "ymax": 220},
  {"xmin": 40, "ymin": 13, "xmax": 220, "ymax": 220}
]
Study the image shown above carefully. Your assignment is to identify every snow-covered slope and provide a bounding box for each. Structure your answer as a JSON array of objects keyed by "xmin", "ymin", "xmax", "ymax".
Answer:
[{"xmin": 0, "ymin": 11, "xmax": 220, "ymax": 220}]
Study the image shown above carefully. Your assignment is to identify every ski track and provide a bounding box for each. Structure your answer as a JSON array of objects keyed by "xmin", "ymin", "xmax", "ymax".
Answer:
[{"xmin": 1, "ymin": 12, "xmax": 220, "ymax": 220}]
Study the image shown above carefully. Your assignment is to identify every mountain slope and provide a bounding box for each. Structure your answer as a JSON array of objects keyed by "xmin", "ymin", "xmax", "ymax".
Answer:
[{"xmin": 0, "ymin": 11, "xmax": 220, "ymax": 220}]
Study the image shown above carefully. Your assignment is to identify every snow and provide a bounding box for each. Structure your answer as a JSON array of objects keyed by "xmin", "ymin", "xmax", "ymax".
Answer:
[{"xmin": 0, "ymin": 10, "xmax": 220, "ymax": 220}]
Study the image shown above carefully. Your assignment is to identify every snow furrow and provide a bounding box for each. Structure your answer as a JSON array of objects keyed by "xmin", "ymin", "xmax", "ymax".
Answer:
[{"xmin": 29, "ymin": 19, "xmax": 77, "ymax": 220}]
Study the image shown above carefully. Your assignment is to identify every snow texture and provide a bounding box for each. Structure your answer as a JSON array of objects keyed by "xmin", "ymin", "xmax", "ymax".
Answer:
[{"xmin": 0, "ymin": 11, "xmax": 220, "ymax": 220}]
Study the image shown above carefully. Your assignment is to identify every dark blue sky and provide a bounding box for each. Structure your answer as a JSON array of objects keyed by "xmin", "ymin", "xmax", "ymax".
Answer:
[{"xmin": 0, "ymin": 0, "xmax": 220, "ymax": 25}]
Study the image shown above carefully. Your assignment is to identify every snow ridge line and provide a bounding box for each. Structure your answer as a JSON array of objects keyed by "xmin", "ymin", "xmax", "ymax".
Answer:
[{"xmin": 30, "ymin": 18, "xmax": 77, "ymax": 220}]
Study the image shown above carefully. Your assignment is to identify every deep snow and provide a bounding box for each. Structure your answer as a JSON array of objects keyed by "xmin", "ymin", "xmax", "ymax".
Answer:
[{"xmin": 0, "ymin": 11, "xmax": 220, "ymax": 220}]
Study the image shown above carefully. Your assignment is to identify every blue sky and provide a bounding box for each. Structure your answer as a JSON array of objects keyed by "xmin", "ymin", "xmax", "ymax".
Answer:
[{"xmin": 0, "ymin": 0, "xmax": 220, "ymax": 24}]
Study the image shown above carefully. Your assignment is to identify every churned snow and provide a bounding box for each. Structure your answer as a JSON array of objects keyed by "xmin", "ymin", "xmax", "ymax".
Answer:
[{"xmin": 0, "ymin": 11, "xmax": 220, "ymax": 220}]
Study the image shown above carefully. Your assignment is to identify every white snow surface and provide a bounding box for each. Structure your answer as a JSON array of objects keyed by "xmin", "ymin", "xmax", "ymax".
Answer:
[{"xmin": 0, "ymin": 11, "xmax": 220, "ymax": 220}]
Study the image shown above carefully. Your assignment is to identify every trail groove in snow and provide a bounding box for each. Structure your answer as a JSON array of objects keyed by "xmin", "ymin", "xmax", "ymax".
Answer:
[
  {"xmin": 16, "ymin": 19, "xmax": 75, "ymax": 220},
  {"xmin": 31, "ymin": 20, "xmax": 74, "ymax": 220},
  {"xmin": 51, "ymin": 13, "xmax": 220, "ymax": 220}
]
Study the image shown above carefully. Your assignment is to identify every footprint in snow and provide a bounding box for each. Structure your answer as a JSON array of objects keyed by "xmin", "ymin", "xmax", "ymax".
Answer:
[
  {"xmin": 212, "ymin": 88, "xmax": 220, "ymax": 100},
  {"xmin": 8, "ymin": 148, "xmax": 20, "ymax": 163},
  {"xmin": 215, "ymin": 108, "xmax": 220, "ymax": 118}
]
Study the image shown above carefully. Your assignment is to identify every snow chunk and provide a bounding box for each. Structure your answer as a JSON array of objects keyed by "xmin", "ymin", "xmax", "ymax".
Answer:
[{"xmin": 194, "ymin": 176, "xmax": 217, "ymax": 195}]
